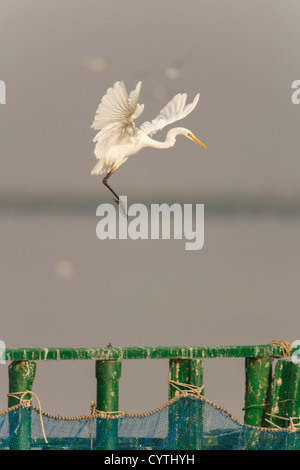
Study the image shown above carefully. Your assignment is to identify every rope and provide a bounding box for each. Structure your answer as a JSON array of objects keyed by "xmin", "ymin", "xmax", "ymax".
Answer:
[
  {"xmin": 90, "ymin": 398, "xmax": 180, "ymax": 418},
  {"xmin": 243, "ymin": 398, "xmax": 299, "ymax": 411},
  {"xmin": 168, "ymin": 380, "xmax": 204, "ymax": 397},
  {"xmin": 265, "ymin": 413, "xmax": 300, "ymax": 433},
  {"xmin": 90, "ymin": 382, "xmax": 203, "ymax": 419},
  {"xmin": 1, "ymin": 392, "xmax": 299, "ymax": 436},
  {"xmin": 0, "ymin": 403, "xmax": 22, "ymax": 417},
  {"xmin": 243, "ymin": 340, "xmax": 298, "ymax": 432},
  {"xmin": 90, "ymin": 401, "xmax": 126, "ymax": 418},
  {"xmin": 269, "ymin": 340, "xmax": 292, "ymax": 359},
  {"xmin": 287, "ymin": 418, "xmax": 299, "ymax": 433},
  {"xmin": 7, "ymin": 391, "xmax": 48, "ymax": 443}
]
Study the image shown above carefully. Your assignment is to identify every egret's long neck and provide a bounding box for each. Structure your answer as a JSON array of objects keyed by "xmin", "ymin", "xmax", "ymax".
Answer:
[{"xmin": 147, "ymin": 127, "xmax": 186, "ymax": 149}]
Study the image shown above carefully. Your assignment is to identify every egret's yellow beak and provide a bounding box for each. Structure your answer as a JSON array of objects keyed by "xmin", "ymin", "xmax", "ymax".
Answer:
[{"xmin": 188, "ymin": 133, "xmax": 207, "ymax": 150}]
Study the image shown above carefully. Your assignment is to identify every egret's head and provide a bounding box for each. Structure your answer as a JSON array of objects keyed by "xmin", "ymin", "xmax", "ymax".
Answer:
[{"xmin": 187, "ymin": 132, "xmax": 207, "ymax": 150}]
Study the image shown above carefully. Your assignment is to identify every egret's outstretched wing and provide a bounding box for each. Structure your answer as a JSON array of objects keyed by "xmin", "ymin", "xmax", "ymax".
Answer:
[
  {"xmin": 91, "ymin": 81, "xmax": 144, "ymax": 131},
  {"xmin": 91, "ymin": 81, "xmax": 144, "ymax": 171},
  {"xmin": 140, "ymin": 93, "xmax": 200, "ymax": 137}
]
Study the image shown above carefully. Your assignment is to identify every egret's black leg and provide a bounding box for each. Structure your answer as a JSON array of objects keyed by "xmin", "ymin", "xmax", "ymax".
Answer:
[{"xmin": 102, "ymin": 167, "xmax": 119, "ymax": 204}]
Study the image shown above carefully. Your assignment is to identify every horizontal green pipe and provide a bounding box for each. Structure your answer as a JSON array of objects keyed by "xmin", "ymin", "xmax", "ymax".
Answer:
[{"xmin": 3, "ymin": 344, "xmax": 293, "ymax": 362}]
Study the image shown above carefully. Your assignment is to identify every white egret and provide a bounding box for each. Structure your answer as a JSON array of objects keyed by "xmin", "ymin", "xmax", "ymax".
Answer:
[{"xmin": 91, "ymin": 81, "xmax": 207, "ymax": 202}]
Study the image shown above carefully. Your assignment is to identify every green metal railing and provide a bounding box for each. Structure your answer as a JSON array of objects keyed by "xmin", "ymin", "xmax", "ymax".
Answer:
[{"xmin": 2, "ymin": 343, "xmax": 300, "ymax": 449}]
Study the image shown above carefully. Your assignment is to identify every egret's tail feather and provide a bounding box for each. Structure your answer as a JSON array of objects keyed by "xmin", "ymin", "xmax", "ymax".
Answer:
[{"xmin": 91, "ymin": 160, "xmax": 107, "ymax": 175}]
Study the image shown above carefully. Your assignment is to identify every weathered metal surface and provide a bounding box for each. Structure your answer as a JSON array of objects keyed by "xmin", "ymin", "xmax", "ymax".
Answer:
[
  {"xmin": 8, "ymin": 361, "xmax": 36, "ymax": 450},
  {"xmin": 168, "ymin": 358, "xmax": 204, "ymax": 399},
  {"xmin": 95, "ymin": 359, "xmax": 122, "ymax": 450},
  {"xmin": 8, "ymin": 361, "xmax": 36, "ymax": 407},
  {"xmin": 168, "ymin": 359, "xmax": 204, "ymax": 450},
  {"xmin": 285, "ymin": 361, "xmax": 300, "ymax": 428},
  {"xmin": 244, "ymin": 357, "xmax": 273, "ymax": 428},
  {"xmin": 267, "ymin": 359, "xmax": 300, "ymax": 429},
  {"xmin": 3, "ymin": 344, "xmax": 290, "ymax": 362},
  {"xmin": 95, "ymin": 360, "xmax": 122, "ymax": 412}
]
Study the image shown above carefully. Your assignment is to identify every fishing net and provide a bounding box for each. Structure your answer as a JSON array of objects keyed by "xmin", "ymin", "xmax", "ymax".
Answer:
[{"xmin": 0, "ymin": 394, "xmax": 299, "ymax": 450}]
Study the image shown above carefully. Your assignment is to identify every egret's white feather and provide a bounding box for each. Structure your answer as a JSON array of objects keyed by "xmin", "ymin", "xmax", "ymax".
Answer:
[
  {"xmin": 91, "ymin": 123, "xmax": 129, "ymax": 174},
  {"xmin": 91, "ymin": 81, "xmax": 204, "ymax": 180},
  {"xmin": 91, "ymin": 81, "xmax": 144, "ymax": 174},
  {"xmin": 91, "ymin": 81, "xmax": 143, "ymax": 130},
  {"xmin": 140, "ymin": 93, "xmax": 200, "ymax": 136}
]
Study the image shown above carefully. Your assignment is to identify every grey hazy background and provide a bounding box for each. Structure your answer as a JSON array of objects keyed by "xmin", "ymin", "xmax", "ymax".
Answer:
[{"xmin": 0, "ymin": 0, "xmax": 300, "ymax": 422}]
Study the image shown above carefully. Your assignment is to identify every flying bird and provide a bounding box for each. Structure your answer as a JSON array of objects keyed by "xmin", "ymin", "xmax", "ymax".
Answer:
[{"xmin": 91, "ymin": 81, "xmax": 207, "ymax": 202}]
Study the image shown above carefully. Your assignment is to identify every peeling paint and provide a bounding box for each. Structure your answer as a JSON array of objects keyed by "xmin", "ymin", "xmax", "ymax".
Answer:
[
  {"xmin": 4, "ymin": 344, "xmax": 285, "ymax": 362},
  {"xmin": 244, "ymin": 357, "xmax": 273, "ymax": 427}
]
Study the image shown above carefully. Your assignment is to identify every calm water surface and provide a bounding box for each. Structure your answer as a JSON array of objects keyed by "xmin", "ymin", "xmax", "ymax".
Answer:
[{"xmin": 1, "ymin": 211, "xmax": 299, "ymax": 421}]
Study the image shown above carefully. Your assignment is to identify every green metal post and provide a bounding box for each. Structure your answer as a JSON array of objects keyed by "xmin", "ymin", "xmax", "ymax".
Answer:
[
  {"xmin": 169, "ymin": 358, "xmax": 204, "ymax": 398},
  {"xmin": 244, "ymin": 357, "xmax": 273, "ymax": 427},
  {"xmin": 267, "ymin": 359, "xmax": 300, "ymax": 429},
  {"xmin": 95, "ymin": 359, "xmax": 122, "ymax": 450},
  {"xmin": 285, "ymin": 361, "xmax": 300, "ymax": 427},
  {"xmin": 168, "ymin": 359, "xmax": 204, "ymax": 450},
  {"xmin": 8, "ymin": 360, "xmax": 36, "ymax": 450},
  {"xmin": 267, "ymin": 360, "xmax": 291, "ymax": 429},
  {"xmin": 4, "ymin": 343, "xmax": 289, "ymax": 362}
]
